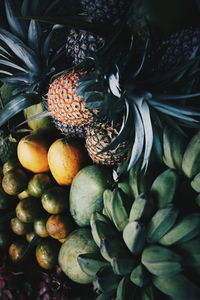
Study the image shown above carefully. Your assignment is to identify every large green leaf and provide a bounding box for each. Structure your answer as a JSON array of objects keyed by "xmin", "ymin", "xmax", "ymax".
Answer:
[{"xmin": 0, "ymin": 94, "xmax": 40, "ymax": 127}]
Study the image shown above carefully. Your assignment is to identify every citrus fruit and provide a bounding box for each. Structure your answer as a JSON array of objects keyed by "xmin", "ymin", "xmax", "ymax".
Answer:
[
  {"xmin": 46, "ymin": 214, "xmax": 73, "ymax": 240},
  {"xmin": 47, "ymin": 138, "xmax": 89, "ymax": 185},
  {"xmin": 10, "ymin": 217, "xmax": 32, "ymax": 235},
  {"xmin": 24, "ymin": 103, "xmax": 54, "ymax": 133},
  {"xmin": 16, "ymin": 197, "xmax": 42, "ymax": 223},
  {"xmin": 26, "ymin": 232, "xmax": 36, "ymax": 243},
  {"xmin": 36, "ymin": 238, "xmax": 60, "ymax": 270},
  {"xmin": 9, "ymin": 240, "xmax": 28, "ymax": 262},
  {"xmin": 17, "ymin": 134, "xmax": 50, "ymax": 173},
  {"xmin": 69, "ymin": 165, "xmax": 113, "ymax": 226},
  {"xmin": 34, "ymin": 215, "xmax": 49, "ymax": 237},
  {"xmin": 41, "ymin": 186, "xmax": 69, "ymax": 214},
  {"xmin": 0, "ymin": 188, "xmax": 16, "ymax": 209},
  {"xmin": 18, "ymin": 189, "xmax": 30, "ymax": 200},
  {"xmin": 2, "ymin": 168, "xmax": 28, "ymax": 195},
  {"xmin": 28, "ymin": 173, "xmax": 54, "ymax": 198},
  {"xmin": 2, "ymin": 157, "xmax": 21, "ymax": 175},
  {"xmin": 58, "ymin": 228, "xmax": 98, "ymax": 284}
]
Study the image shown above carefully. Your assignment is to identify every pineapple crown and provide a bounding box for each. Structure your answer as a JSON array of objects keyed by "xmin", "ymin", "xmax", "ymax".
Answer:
[
  {"xmin": 0, "ymin": 0, "xmax": 66, "ymax": 127},
  {"xmin": 77, "ymin": 44, "xmax": 200, "ymax": 171}
]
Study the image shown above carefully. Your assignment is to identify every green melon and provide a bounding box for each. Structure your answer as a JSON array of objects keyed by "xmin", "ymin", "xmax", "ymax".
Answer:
[
  {"xmin": 58, "ymin": 227, "xmax": 98, "ymax": 284},
  {"xmin": 69, "ymin": 165, "xmax": 113, "ymax": 227},
  {"xmin": 24, "ymin": 103, "xmax": 54, "ymax": 133}
]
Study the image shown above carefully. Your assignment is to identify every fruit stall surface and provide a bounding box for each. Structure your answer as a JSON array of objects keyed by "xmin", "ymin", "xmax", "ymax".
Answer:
[{"xmin": 0, "ymin": 0, "xmax": 200, "ymax": 299}]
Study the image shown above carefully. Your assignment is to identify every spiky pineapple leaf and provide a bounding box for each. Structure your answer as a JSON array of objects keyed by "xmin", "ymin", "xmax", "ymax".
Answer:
[
  {"xmin": 0, "ymin": 94, "xmax": 40, "ymax": 127},
  {"xmin": 28, "ymin": 20, "xmax": 41, "ymax": 53},
  {"xmin": 5, "ymin": 0, "xmax": 28, "ymax": 40},
  {"xmin": 22, "ymin": 16, "xmax": 112, "ymax": 36},
  {"xmin": 0, "ymin": 28, "xmax": 39, "ymax": 72}
]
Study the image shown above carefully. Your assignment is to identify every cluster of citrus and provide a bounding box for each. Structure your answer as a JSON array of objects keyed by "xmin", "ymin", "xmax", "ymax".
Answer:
[{"xmin": 0, "ymin": 133, "xmax": 89, "ymax": 270}]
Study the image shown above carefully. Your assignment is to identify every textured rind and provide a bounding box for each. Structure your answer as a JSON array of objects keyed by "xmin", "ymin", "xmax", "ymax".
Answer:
[
  {"xmin": 47, "ymin": 71, "xmax": 97, "ymax": 129},
  {"xmin": 156, "ymin": 28, "xmax": 200, "ymax": 71},
  {"xmin": 66, "ymin": 29, "xmax": 105, "ymax": 65},
  {"xmin": 81, "ymin": 0, "xmax": 131, "ymax": 23},
  {"xmin": 85, "ymin": 122, "xmax": 127, "ymax": 166}
]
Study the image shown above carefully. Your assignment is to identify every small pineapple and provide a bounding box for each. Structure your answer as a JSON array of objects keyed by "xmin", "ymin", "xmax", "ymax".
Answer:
[
  {"xmin": 46, "ymin": 70, "xmax": 98, "ymax": 138},
  {"xmin": 80, "ymin": 0, "xmax": 131, "ymax": 23},
  {"xmin": 85, "ymin": 122, "xmax": 128, "ymax": 166},
  {"xmin": 66, "ymin": 29, "xmax": 105, "ymax": 65},
  {"xmin": 156, "ymin": 28, "xmax": 200, "ymax": 71},
  {"xmin": 0, "ymin": 130, "xmax": 17, "ymax": 164}
]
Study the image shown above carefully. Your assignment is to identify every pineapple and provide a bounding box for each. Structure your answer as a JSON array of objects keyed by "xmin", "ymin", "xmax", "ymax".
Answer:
[
  {"xmin": 80, "ymin": 0, "xmax": 131, "ymax": 23},
  {"xmin": 66, "ymin": 29, "xmax": 105, "ymax": 65},
  {"xmin": 156, "ymin": 28, "xmax": 200, "ymax": 72},
  {"xmin": 77, "ymin": 50, "xmax": 200, "ymax": 171},
  {"xmin": 85, "ymin": 122, "xmax": 128, "ymax": 166},
  {"xmin": 46, "ymin": 70, "xmax": 99, "ymax": 137}
]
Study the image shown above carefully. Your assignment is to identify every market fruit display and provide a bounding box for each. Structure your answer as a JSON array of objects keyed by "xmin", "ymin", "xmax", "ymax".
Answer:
[{"xmin": 0, "ymin": 0, "xmax": 200, "ymax": 299}]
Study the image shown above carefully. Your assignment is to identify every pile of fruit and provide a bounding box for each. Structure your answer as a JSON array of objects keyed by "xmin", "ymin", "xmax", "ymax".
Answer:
[{"xmin": 0, "ymin": 0, "xmax": 200, "ymax": 299}]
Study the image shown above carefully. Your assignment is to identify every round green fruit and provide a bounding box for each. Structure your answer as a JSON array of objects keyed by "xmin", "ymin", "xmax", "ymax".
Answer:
[
  {"xmin": 36, "ymin": 238, "xmax": 60, "ymax": 270},
  {"xmin": 2, "ymin": 158, "xmax": 21, "ymax": 175},
  {"xmin": 69, "ymin": 165, "xmax": 113, "ymax": 226},
  {"xmin": 24, "ymin": 103, "xmax": 54, "ymax": 133},
  {"xmin": 28, "ymin": 173, "xmax": 54, "ymax": 198},
  {"xmin": 16, "ymin": 197, "xmax": 42, "ymax": 223},
  {"xmin": 2, "ymin": 168, "xmax": 28, "ymax": 195},
  {"xmin": 9, "ymin": 240, "xmax": 28, "ymax": 263},
  {"xmin": 10, "ymin": 217, "xmax": 32, "ymax": 235},
  {"xmin": 34, "ymin": 215, "xmax": 49, "ymax": 237},
  {"xmin": 41, "ymin": 186, "xmax": 69, "ymax": 214},
  {"xmin": 58, "ymin": 227, "xmax": 98, "ymax": 284}
]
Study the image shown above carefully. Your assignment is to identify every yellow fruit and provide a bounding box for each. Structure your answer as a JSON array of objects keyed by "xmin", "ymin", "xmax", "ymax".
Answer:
[
  {"xmin": 47, "ymin": 138, "xmax": 89, "ymax": 185},
  {"xmin": 17, "ymin": 134, "xmax": 50, "ymax": 173}
]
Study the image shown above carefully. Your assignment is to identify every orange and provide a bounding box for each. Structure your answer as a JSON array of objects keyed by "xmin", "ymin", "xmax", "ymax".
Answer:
[
  {"xmin": 47, "ymin": 138, "xmax": 89, "ymax": 185},
  {"xmin": 46, "ymin": 214, "xmax": 73, "ymax": 240},
  {"xmin": 17, "ymin": 134, "xmax": 50, "ymax": 173}
]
